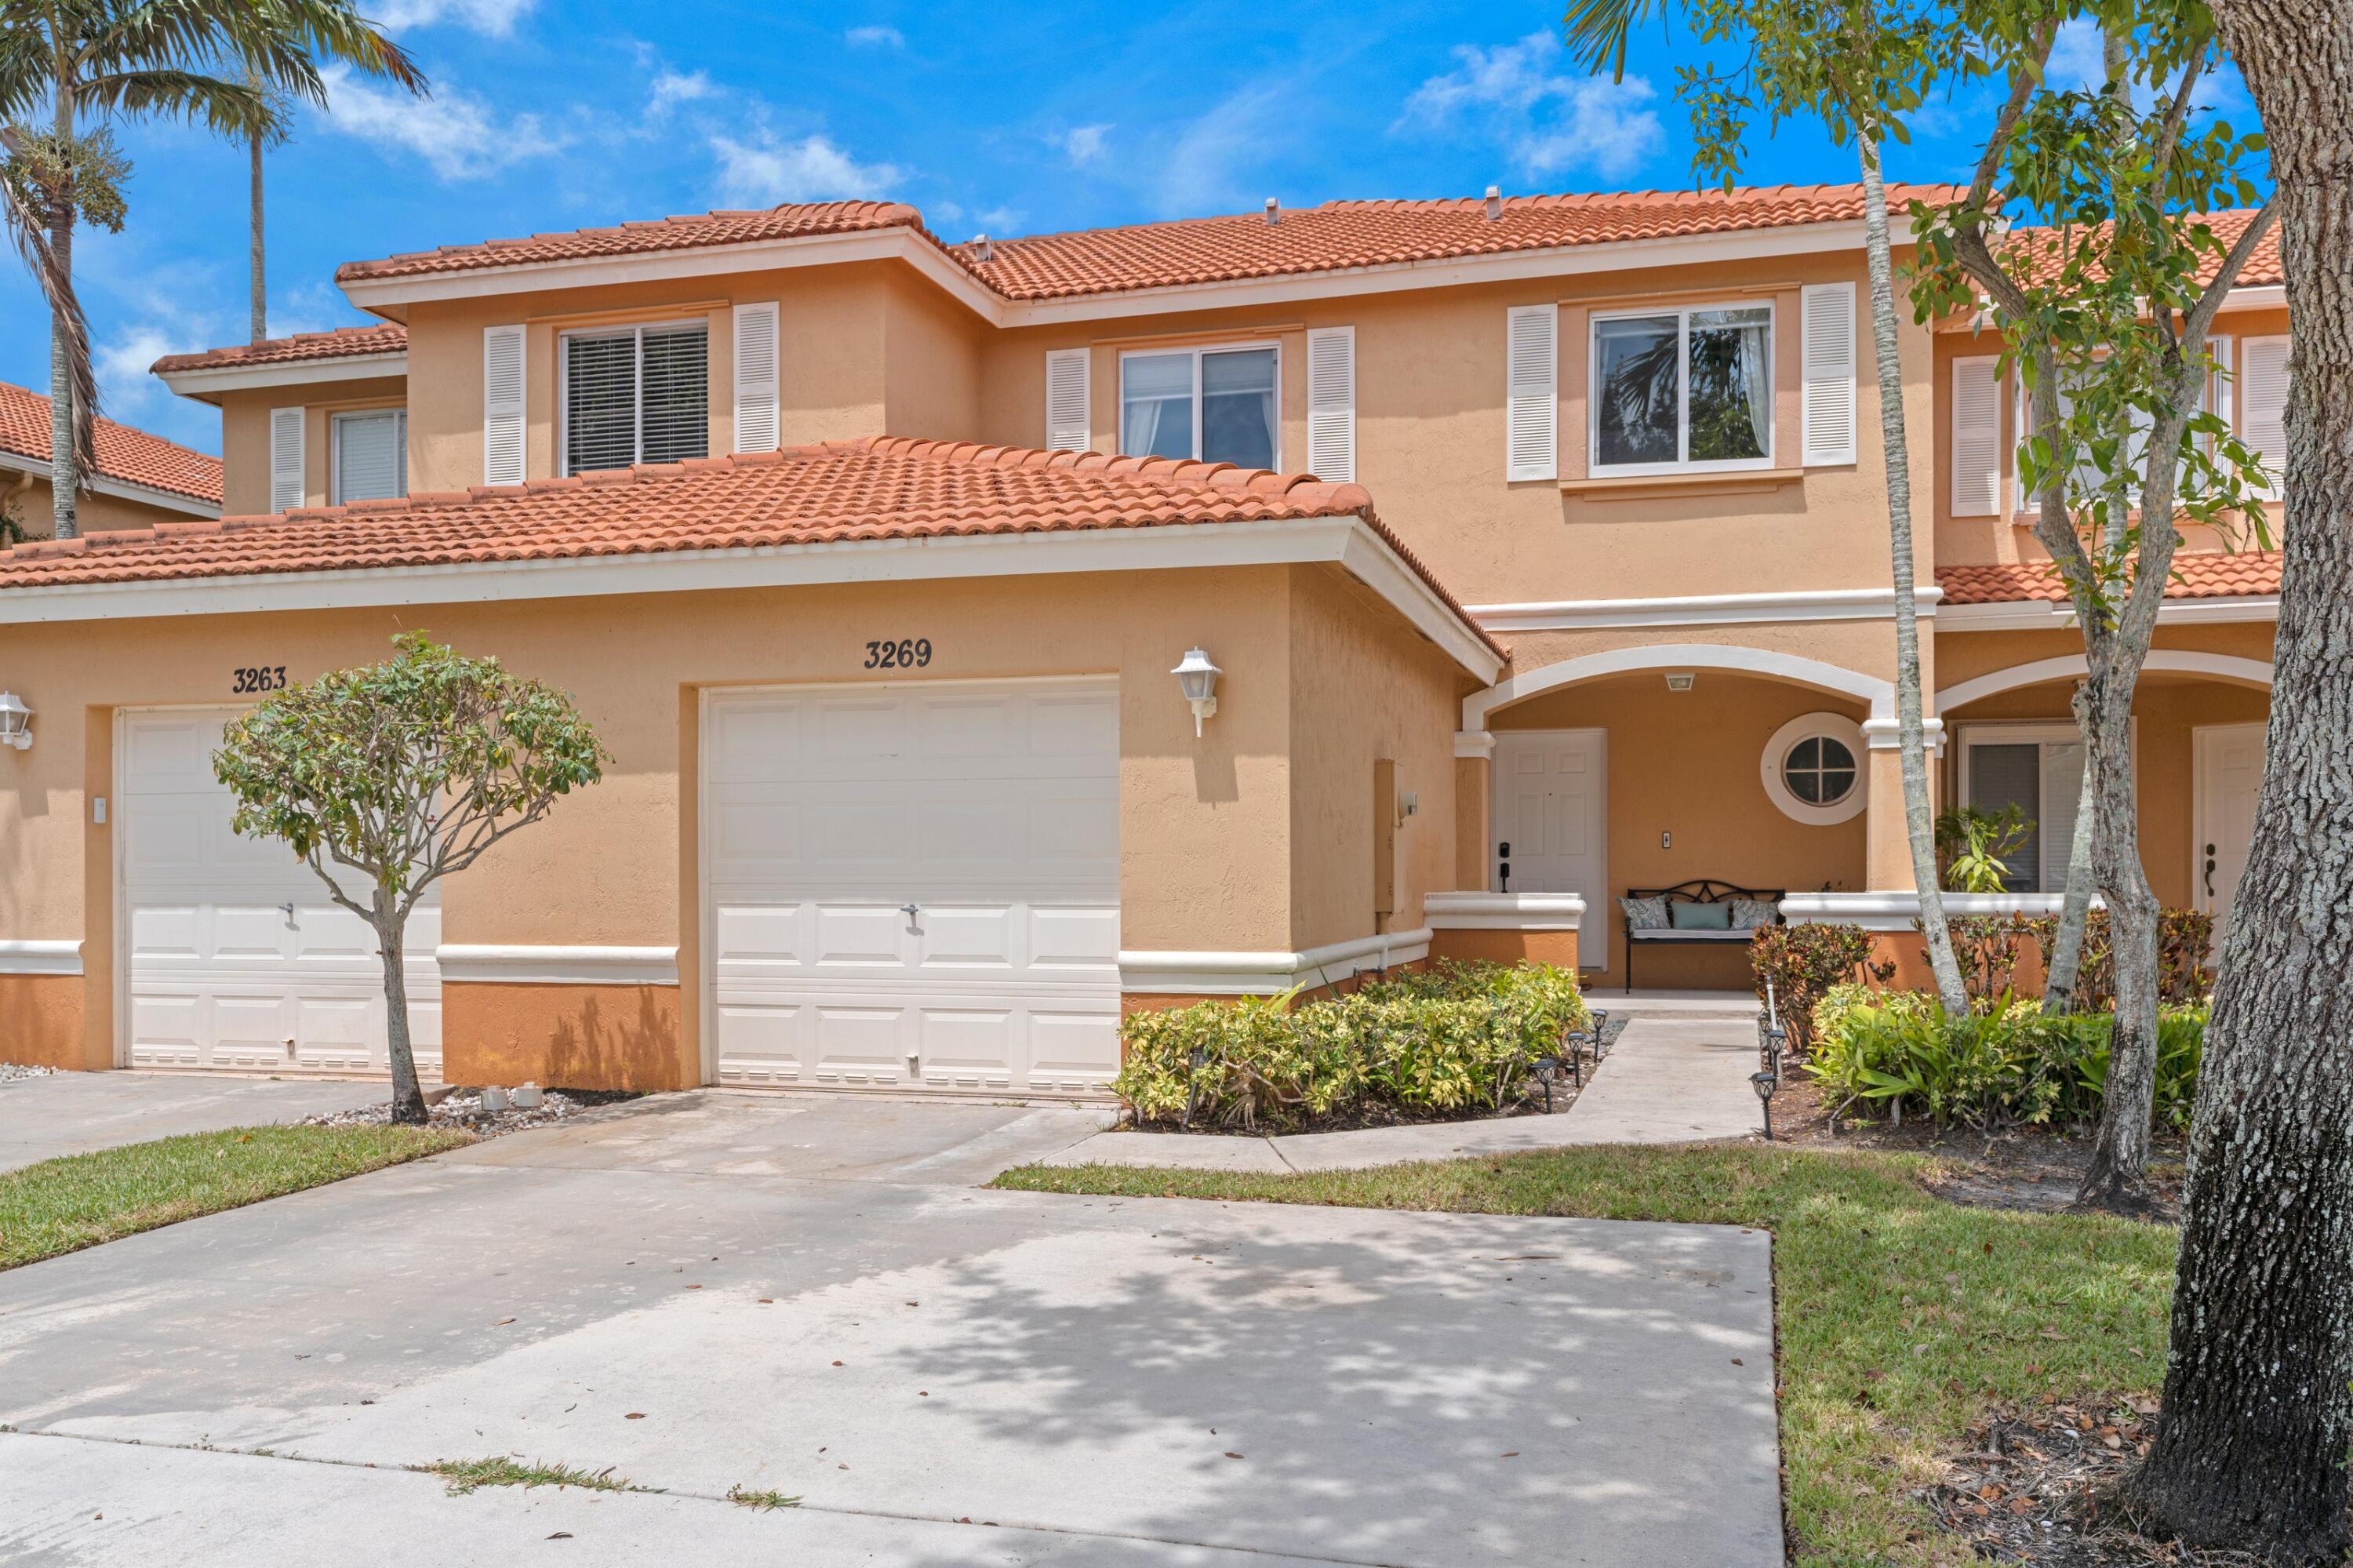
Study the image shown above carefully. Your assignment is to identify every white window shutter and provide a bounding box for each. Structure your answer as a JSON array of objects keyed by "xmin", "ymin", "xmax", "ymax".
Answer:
[
  {"xmin": 1950, "ymin": 355, "xmax": 2002, "ymax": 517},
  {"xmin": 1505, "ymin": 304, "xmax": 1557, "ymax": 482},
  {"xmin": 482, "ymin": 324, "xmax": 526, "ymax": 486},
  {"xmin": 1044, "ymin": 347, "xmax": 1089, "ymax": 452},
  {"xmin": 733, "ymin": 302, "xmax": 780, "ymax": 453},
  {"xmin": 2239, "ymin": 335, "xmax": 2289, "ymax": 497},
  {"xmin": 1305, "ymin": 326, "xmax": 1355, "ymax": 481},
  {"xmin": 268, "ymin": 407, "xmax": 304, "ymax": 512},
  {"xmin": 2208, "ymin": 337, "xmax": 2233, "ymax": 432},
  {"xmin": 1799, "ymin": 282, "xmax": 1857, "ymax": 466}
]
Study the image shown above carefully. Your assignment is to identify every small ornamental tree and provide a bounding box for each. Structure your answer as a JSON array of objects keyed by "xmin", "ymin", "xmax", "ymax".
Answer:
[{"xmin": 213, "ymin": 635, "xmax": 609, "ymax": 1124}]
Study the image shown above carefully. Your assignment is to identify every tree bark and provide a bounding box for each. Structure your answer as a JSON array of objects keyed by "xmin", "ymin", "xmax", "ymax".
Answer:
[
  {"xmin": 249, "ymin": 130, "xmax": 266, "ymax": 344},
  {"xmin": 46, "ymin": 77, "xmax": 76, "ymax": 541},
  {"xmin": 2041, "ymin": 777, "xmax": 2099, "ymax": 1008},
  {"xmin": 1859, "ymin": 133, "xmax": 1969, "ymax": 1015},
  {"xmin": 2122, "ymin": 1, "xmax": 2353, "ymax": 1554},
  {"xmin": 375, "ymin": 897, "xmax": 427, "ymax": 1126}
]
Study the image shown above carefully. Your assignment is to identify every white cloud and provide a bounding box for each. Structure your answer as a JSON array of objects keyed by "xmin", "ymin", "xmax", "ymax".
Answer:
[
  {"xmin": 647, "ymin": 69, "xmax": 713, "ymax": 117},
  {"xmin": 372, "ymin": 0, "xmax": 534, "ymax": 34},
  {"xmin": 1153, "ymin": 82, "xmax": 1288, "ymax": 214},
  {"xmin": 1400, "ymin": 32, "xmax": 1664, "ymax": 182},
  {"xmin": 1055, "ymin": 122, "xmax": 1111, "ymax": 166},
  {"xmin": 710, "ymin": 129, "xmax": 900, "ymax": 206},
  {"xmin": 319, "ymin": 65, "xmax": 565, "ymax": 180},
  {"xmin": 846, "ymin": 24, "xmax": 904, "ymax": 47}
]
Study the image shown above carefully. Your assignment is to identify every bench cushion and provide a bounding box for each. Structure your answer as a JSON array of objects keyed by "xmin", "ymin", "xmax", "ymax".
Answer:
[
  {"xmin": 1669, "ymin": 900, "xmax": 1733, "ymax": 931},
  {"xmin": 1620, "ymin": 893, "xmax": 1671, "ymax": 931},
  {"xmin": 1627, "ymin": 927, "xmax": 1755, "ymax": 943}
]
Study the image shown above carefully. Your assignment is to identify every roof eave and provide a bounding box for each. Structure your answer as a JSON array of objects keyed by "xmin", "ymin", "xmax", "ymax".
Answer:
[{"xmin": 155, "ymin": 351, "xmax": 410, "ymax": 405}]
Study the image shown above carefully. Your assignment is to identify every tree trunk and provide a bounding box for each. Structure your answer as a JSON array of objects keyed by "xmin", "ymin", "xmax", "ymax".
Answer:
[
  {"xmin": 2122, "ymin": 1, "xmax": 2353, "ymax": 1555},
  {"xmin": 2040, "ymin": 773, "xmax": 2099, "ymax": 1009},
  {"xmin": 249, "ymin": 130, "xmax": 266, "ymax": 344},
  {"xmin": 375, "ymin": 898, "xmax": 427, "ymax": 1126},
  {"xmin": 2072, "ymin": 668, "xmax": 2163, "ymax": 1213},
  {"xmin": 1859, "ymin": 133, "xmax": 1968, "ymax": 1015},
  {"xmin": 46, "ymin": 82, "xmax": 76, "ymax": 541}
]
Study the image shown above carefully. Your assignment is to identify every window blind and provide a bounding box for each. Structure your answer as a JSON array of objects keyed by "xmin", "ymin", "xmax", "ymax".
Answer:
[
  {"xmin": 564, "ymin": 321, "xmax": 710, "ymax": 476},
  {"xmin": 334, "ymin": 410, "xmax": 406, "ymax": 504}
]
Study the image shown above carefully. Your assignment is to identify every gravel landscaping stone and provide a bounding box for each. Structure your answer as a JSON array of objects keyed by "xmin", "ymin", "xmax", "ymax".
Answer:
[
  {"xmin": 0, "ymin": 1063, "xmax": 59, "ymax": 1084},
  {"xmin": 301, "ymin": 1087, "xmax": 617, "ymax": 1139}
]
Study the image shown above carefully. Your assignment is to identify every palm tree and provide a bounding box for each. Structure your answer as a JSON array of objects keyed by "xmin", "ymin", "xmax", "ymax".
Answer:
[{"xmin": 0, "ymin": 1, "xmax": 424, "ymax": 537}]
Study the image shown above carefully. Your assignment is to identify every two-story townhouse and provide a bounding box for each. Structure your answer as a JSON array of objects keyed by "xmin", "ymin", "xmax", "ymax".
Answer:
[{"xmin": 0, "ymin": 184, "xmax": 2286, "ymax": 1093}]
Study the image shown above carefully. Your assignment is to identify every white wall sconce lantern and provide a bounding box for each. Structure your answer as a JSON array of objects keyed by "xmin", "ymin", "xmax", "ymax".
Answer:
[
  {"xmin": 1172, "ymin": 649, "xmax": 1221, "ymax": 737},
  {"xmin": 0, "ymin": 692, "xmax": 30, "ymax": 751}
]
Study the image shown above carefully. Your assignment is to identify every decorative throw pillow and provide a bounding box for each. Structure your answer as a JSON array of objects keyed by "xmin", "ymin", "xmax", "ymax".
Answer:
[
  {"xmin": 1730, "ymin": 897, "xmax": 1781, "ymax": 930},
  {"xmin": 1670, "ymin": 900, "xmax": 1734, "ymax": 930},
  {"xmin": 1619, "ymin": 894, "xmax": 1671, "ymax": 931}
]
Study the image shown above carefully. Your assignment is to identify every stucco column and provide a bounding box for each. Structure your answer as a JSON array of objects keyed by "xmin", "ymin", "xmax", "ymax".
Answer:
[
  {"xmin": 1860, "ymin": 717, "xmax": 1944, "ymax": 890},
  {"xmin": 1453, "ymin": 730, "xmax": 1494, "ymax": 891}
]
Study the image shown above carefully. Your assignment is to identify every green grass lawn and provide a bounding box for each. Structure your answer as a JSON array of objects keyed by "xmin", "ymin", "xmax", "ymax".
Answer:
[
  {"xmin": 995, "ymin": 1145, "xmax": 2177, "ymax": 1567},
  {"xmin": 0, "ymin": 1122, "xmax": 474, "ymax": 1271}
]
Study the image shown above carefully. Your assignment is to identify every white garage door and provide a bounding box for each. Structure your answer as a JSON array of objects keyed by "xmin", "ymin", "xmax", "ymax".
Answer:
[
  {"xmin": 705, "ymin": 678, "xmax": 1121, "ymax": 1097},
  {"xmin": 119, "ymin": 708, "xmax": 441, "ymax": 1076}
]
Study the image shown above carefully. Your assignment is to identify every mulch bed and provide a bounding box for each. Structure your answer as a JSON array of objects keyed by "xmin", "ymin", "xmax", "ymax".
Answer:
[
  {"xmin": 1763, "ymin": 1073, "xmax": 2187, "ymax": 1221},
  {"xmin": 1923, "ymin": 1398, "xmax": 2278, "ymax": 1566}
]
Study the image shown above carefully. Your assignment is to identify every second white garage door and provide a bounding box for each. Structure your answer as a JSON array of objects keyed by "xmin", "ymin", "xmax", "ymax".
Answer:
[{"xmin": 704, "ymin": 678, "xmax": 1122, "ymax": 1097}]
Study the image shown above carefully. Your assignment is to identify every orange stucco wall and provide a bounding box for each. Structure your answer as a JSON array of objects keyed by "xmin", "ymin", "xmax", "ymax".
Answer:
[
  {"xmin": 217, "ymin": 376, "xmax": 409, "ymax": 516},
  {"xmin": 0, "ymin": 559, "xmax": 1470, "ymax": 1083}
]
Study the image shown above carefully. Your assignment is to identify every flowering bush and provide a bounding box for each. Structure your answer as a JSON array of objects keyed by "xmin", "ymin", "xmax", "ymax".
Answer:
[
  {"xmin": 1749, "ymin": 924, "xmax": 1895, "ymax": 1053},
  {"xmin": 1113, "ymin": 962, "xmax": 1588, "ymax": 1131}
]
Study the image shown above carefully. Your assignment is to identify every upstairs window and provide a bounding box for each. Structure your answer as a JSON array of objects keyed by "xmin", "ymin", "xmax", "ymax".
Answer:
[
  {"xmin": 332, "ymin": 409, "xmax": 407, "ymax": 504},
  {"xmin": 1592, "ymin": 304, "xmax": 1773, "ymax": 475},
  {"xmin": 562, "ymin": 321, "xmax": 709, "ymax": 475},
  {"xmin": 1120, "ymin": 344, "xmax": 1278, "ymax": 469}
]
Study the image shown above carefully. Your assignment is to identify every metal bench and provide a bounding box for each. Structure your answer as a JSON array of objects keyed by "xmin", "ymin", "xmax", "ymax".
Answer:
[{"xmin": 1621, "ymin": 880, "xmax": 1786, "ymax": 994}]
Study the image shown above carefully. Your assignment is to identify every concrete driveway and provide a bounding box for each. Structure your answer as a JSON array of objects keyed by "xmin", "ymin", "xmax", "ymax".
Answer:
[
  {"xmin": 0, "ymin": 1071, "xmax": 390, "ymax": 1173},
  {"xmin": 0, "ymin": 1091, "xmax": 1782, "ymax": 1567}
]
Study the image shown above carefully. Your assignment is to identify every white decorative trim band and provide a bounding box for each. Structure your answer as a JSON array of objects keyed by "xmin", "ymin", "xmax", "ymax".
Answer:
[
  {"xmin": 0, "ymin": 939, "xmax": 82, "ymax": 976},
  {"xmin": 1424, "ymin": 893, "xmax": 1583, "ymax": 931},
  {"xmin": 1120, "ymin": 927, "xmax": 1434, "ymax": 995},
  {"xmin": 1454, "ymin": 729, "xmax": 1496, "ymax": 760},
  {"xmin": 435, "ymin": 944, "xmax": 680, "ymax": 986},
  {"xmin": 1857, "ymin": 716, "xmax": 1947, "ymax": 753},
  {"xmin": 1935, "ymin": 650, "xmax": 2273, "ymax": 714},
  {"xmin": 154, "ymin": 351, "xmax": 408, "ymax": 401},
  {"xmin": 1470, "ymin": 585, "xmax": 1941, "ymax": 633},
  {"xmin": 1467, "ymin": 641, "xmax": 1896, "ymax": 729},
  {"xmin": 1780, "ymin": 891, "xmax": 2095, "ymax": 932},
  {"xmin": 1938, "ymin": 594, "xmax": 2279, "ymax": 631}
]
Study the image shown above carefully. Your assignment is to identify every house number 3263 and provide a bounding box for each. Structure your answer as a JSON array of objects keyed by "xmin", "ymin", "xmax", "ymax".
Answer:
[
  {"xmin": 863, "ymin": 638, "xmax": 933, "ymax": 670},
  {"xmin": 232, "ymin": 666, "xmax": 288, "ymax": 694}
]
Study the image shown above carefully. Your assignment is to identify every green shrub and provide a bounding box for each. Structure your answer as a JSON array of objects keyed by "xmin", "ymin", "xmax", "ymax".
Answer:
[
  {"xmin": 1113, "ymin": 962, "xmax": 1587, "ymax": 1130},
  {"xmin": 2022, "ymin": 908, "xmax": 2216, "ymax": 1009},
  {"xmin": 1805, "ymin": 990, "xmax": 2206, "ymax": 1130},
  {"xmin": 1749, "ymin": 924, "xmax": 1895, "ymax": 1053}
]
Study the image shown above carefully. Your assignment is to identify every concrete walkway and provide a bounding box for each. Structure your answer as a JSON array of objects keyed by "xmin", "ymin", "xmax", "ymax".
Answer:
[
  {"xmin": 1042, "ymin": 1006, "xmax": 1764, "ymax": 1173},
  {"xmin": 0, "ymin": 1071, "xmax": 392, "ymax": 1173},
  {"xmin": 0, "ymin": 1088, "xmax": 1784, "ymax": 1567}
]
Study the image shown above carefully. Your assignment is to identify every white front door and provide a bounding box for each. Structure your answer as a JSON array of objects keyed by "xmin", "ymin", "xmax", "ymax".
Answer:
[
  {"xmin": 118, "ymin": 708, "xmax": 441, "ymax": 1075},
  {"xmin": 1492, "ymin": 729, "xmax": 1607, "ymax": 972},
  {"xmin": 2195, "ymin": 722, "xmax": 2268, "ymax": 951},
  {"xmin": 704, "ymin": 678, "xmax": 1122, "ymax": 1097}
]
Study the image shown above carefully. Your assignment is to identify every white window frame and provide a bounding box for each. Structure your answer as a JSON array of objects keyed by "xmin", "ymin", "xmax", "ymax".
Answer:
[
  {"xmin": 329, "ymin": 408, "xmax": 408, "ymax": 507},
  {"xmin": 1588, "ymin": 300, "xmax": 1777, "ymax": 478},
  {"xmin": 1954, "ymin": 719, "xmax": 2137, "ymax": 893},
  {"xmin": 1117, "ymin": 340, "xmax": 1282, "ymax": 469},
  {"xmin": 1760, "ymin": 711, "xmax": 1867, "ymax": 826},
  {"xmin": 557, "ymin": 318, "xmax": 712, "ymax": 476}
]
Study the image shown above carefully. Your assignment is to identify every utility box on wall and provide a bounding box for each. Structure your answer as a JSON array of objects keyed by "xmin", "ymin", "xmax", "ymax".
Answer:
[{"xmin": 1373, "ymin": 758, "xmax": 1398, "ymax": 922}]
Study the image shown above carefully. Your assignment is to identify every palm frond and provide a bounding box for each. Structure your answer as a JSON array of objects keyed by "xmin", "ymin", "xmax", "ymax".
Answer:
[
  {"xmin": 0, "ymin": 168, "xmax": 97, "ymax": 488},
  {"xmin": 82, "ymin": 69, "xmax": 269, "ymax": 135},
  {"xmin": 94, "ymin": 0, "xmax": 425, "ymax": 107},
  {"xmin": 1562, "ymin": 0, "xmax": 1670, "ymax": 82}
]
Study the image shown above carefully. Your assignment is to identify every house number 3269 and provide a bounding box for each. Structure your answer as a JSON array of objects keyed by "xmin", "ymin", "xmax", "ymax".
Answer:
[
  {"xmin": 863, "ymin": 638, "xmax": 933, "ymax": 669},
  {"xmin": 232, "ymin": 666, "xmax": 288, "ymax": 694}
]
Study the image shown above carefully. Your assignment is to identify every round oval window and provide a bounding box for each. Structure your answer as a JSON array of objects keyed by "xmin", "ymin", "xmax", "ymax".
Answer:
[{"xmin": 1782, "ymin": 735, "xmax": 1857, "ymax": 806}]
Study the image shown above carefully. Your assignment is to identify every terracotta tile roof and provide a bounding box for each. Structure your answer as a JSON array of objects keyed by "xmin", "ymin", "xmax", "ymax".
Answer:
[
  {"xmin": 1939, "ymin": 550, "xmax": 2283, "ymax": 605},
  {"xmin": 151, "ymin": 324, "xmax": 408, "ymax": 375},
  {"xmin": 336, "ymin": 201, "xmax": 926, "ymax": 284},
  {"xmin": 329, "ymin": 183, "xmax": 1961, "ymax": 300},
  {"xmin": 0, "ymin": 435, "xmax": 1500, "ymax": 655},
  {"xmin": 0, "ymin": 380, "xmax": 222, "ymax": 505},
  {"xmin": 2002, "ymin": 208, "xmax": 2282, "ymax": 291},
  {"xmin": 958, "ymin": 183, "xmax": 1966, "ymax": 302}
]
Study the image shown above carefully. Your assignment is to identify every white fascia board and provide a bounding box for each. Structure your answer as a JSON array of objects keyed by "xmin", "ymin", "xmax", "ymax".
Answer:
[
  {"xmin": 1337, "ymin": 526, "xmax": 1504, "ymax": 684},
  {"xmin": 341, "ymin": 229, "xmax": 1007, "ymax": 323},
  {"xmin": 155, "ymin": 351, "xmax": 409, "ymax": 402},
  {"xmin": 336, "ymin": 220, "xmax": 1875, "ymax": 333},
  {"xmin": 0, "ymin": 449, "xmax": 218, "ymax": 518},
  {"xmin": 1120, "ymin": 927, "xmax": 1435, "ymax": 994},
  {"xmin": 0, "ymin": 513, "xmax": 1500, "ymax": 680},
  {"xmin": 1937, "ymin": 593, "xmax": 2280, "ymax": 631},
  {"xmin": 436, "ymin": 944, "xmax": 678, "ymax": 985},
  {"xmin": 1470, "ymin": 584, "xmax": 1941, "ymax": 633},
  {"xmin": 0, "ymin": 939, "xmax": 82, "ymax": 976}
]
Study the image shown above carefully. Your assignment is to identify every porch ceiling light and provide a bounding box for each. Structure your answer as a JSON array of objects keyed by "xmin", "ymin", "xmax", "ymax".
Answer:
[
  {"xmin": 1664, "ymin": 672, "xmax": 1695, "ymax": 692},
  {"xmin": 0, "ymin": 691, "xmax": 29, "ymax": 751},
  {"xmin": 1173, "ymin": 648, "xmax": 1221, "ymax": 737}
]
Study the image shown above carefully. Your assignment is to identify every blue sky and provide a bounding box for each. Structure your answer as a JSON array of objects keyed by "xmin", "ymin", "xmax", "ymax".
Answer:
[{"xmin": 0, "ymin": 0, "xmax": 2256, "ymax": 456}]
